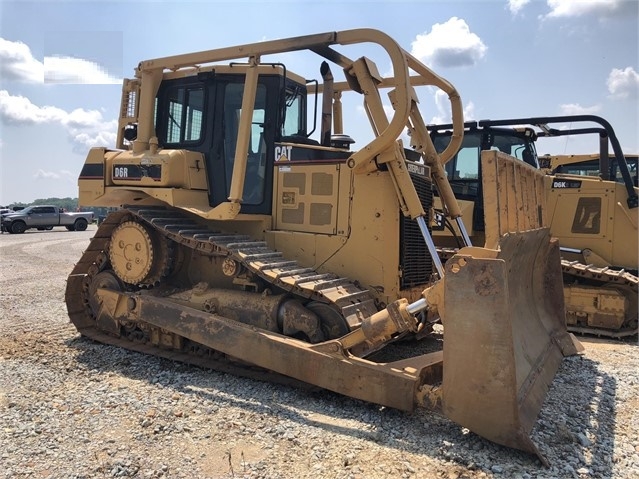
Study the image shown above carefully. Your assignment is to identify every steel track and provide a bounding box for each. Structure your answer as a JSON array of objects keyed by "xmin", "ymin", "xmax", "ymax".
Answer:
[
  {"xmin": 65, "ymin": 206, "xmax": 379, "ymax": 383},
  {"xmin": 559, "ymin": 260, "xmax": 638, "ymax": 338}
]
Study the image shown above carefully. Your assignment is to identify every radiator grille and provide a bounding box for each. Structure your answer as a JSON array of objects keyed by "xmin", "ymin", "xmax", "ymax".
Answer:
[{"xmin": 399, "ymin": 171, "xmax": 433, "ymax": 288}]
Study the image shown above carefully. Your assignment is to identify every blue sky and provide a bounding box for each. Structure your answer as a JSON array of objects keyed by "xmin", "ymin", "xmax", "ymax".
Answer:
[{"xmin": 0, "ymin": 0, "xmax": 637, "ymax": 205}]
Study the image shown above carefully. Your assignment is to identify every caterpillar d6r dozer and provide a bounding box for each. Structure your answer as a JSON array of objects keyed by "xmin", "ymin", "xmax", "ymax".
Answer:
[
  {"xmin": 66, "ymin": 29, "xmax": 580, "ymax": 462},
  {"xmin": 428, "ymin": 115, "xmax": 638, "ymax": 338}
]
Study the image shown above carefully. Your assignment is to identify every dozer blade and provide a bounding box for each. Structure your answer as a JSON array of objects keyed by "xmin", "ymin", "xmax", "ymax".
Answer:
[{"xmin": 440, "ymin": 150, "xmax": 583, "ymax": 463}]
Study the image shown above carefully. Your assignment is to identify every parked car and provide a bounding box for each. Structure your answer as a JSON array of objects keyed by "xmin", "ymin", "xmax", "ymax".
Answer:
[{"xmin": 1, "ymin": 205, "xmax": 94, "ymax": 234}]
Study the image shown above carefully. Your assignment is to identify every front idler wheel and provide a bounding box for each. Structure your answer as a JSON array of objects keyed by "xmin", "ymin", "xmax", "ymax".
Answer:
[{"xmin": 88, "ymin": 271, "xmax": 124, "ymax": 318}]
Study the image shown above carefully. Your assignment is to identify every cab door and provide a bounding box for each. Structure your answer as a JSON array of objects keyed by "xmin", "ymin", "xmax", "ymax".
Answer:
[{"xmin": 207, "ymin": 77, "xmax": 280, "ymax": 215}]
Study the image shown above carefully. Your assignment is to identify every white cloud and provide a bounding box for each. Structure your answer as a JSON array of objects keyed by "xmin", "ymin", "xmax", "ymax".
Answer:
[
  {"xmin": 0, "ymin": 38, "xmax": 43, "ymax": 83},
  {"xmin": 411, "ymin": 18, "xmax": 487, "ymax": 68},
  {"xmin": 33, "ymin": 169, "xmax": 76, "ymax": 182},
  {"xmin": 430, "ymin": 90, "xmax": 476, "ymax": 124},
  {"xmin": 34, "ymin": 169, "xmax": 61, "ymax": 180},
  {"xmin": 71, "ymin": 130, "xmax": 118, "ymax": 149},
  {"xmin": 508, "ymin": 0, "xmax": 532, "ymax": 15},
  {"xmin": 607, "ymin": 67, "xmax": 639, "ymax": 99},
  {"xmin": 44, "ymin": 55, "xmax": 121, "ymax": 84},
  {"xmin": 0, "ymin": 90, "xmax": 105, "ymax": 128},
  {"xmin": 559, "ymin": 103, "xmax": 602, "ymax": 115},
  {"xmin": 463, "ymin": 102, "xmax": 476, "ymax": 122},
  {"xmin": 0, "ymin": 90, "xmax": 69, "ymax": 124},
  {"xmin": 0, "ymin": 90, "xmax": 117, "ymax": 150},
  {"xmin": 0, "ymin": 37, "xmax": 121, "ymax": 84},
  {"xmin": 545, "ymin": 0, "xmax": 635, "ymax": 18}
]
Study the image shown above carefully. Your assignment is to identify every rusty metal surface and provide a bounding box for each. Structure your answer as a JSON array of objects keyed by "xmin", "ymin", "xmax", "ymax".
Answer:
[
  {"xmin": 66, "ymin": 209, "xmax": 443, "ymax": 411},
  {"xmin": 99, "ymin": 288, "xmax": 443, "ymax": 412},
  {"xmin": 481, "ymin": 150, "xmax": 547, "ymax": 249},
  {"xmin": 440, "ymin": 232, "xmax": 570, "ymax": 464},
  {"xmin": 438, "ymin": 150, "xmax": 581, "ymax": 463}
]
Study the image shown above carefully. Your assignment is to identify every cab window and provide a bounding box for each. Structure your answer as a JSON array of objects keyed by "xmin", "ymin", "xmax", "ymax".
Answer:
[
  {"xmin": 452, "ymin": 147, "xmax": 480, "ymax": 179},
  {"xmin": 433, "ymin": 134, "xmax": 481, "ymax": 180},
  {"xmin": 163, "ymin": 86, "xmax": 205, "ymax": 144},
  {"xmin": 282, "ymin": 84, "xmax": 306, "ymax": 138}
]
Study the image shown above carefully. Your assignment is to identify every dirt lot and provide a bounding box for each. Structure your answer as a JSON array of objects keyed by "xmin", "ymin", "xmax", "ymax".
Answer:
[{"xmin": 0, "ymin": 226, "xmax": 637, "ymax": 478}]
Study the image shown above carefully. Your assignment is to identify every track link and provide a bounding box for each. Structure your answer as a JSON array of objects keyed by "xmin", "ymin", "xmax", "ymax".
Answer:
[
  {"xmin": 560, "ymin": 260, "xmax": 638, "ymax": 338},
  {"xmin": 65, "ymin": 206, "xmax": 378, "ymax": 378}
]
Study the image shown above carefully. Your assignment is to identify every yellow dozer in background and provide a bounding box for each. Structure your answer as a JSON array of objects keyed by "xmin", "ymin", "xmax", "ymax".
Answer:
[
  {"xmin": 66, "ymin": 29, "xmax": 580, "ymax": 462},
  {"xmin": 429, "ymin": 115, "xmax": 638, "ymax": 338},
  {"xmin": 541, "ymin": 152, "xmax": 638, "ymax": 184}
]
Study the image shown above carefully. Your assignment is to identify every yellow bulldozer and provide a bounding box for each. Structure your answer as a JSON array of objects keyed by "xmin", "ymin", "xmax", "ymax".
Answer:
[
  {"xmin": 66, "ymin": 29, "xmax": 581, "ymax": 462},
  {"xmin": 428, "ymin": 115, "xmax": 638, "ymax": 338},
  {"xmin": 540, "ymin": 152, "xmax": 638, "ymax": 184}
]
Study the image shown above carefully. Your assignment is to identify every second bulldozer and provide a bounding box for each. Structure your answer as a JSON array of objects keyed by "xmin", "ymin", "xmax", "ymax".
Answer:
[
  {"xmin": 429, "ymin": 115, "xmax": 638, "ymax": 338},
  {"xmin": 66, "ymin": 29, "xmax": 580, "ymax": 462}
]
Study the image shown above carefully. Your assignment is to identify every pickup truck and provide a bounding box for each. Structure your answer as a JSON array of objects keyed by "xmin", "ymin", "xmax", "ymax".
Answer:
[{"xmin": 1, "ymin": 205, "xmax": 94, "ymax": 234}]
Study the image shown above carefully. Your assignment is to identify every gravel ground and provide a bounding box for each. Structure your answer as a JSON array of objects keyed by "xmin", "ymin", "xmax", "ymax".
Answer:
[{"xmin": 0, "ymin": 226, "xmax": 637, "ymax": 479}]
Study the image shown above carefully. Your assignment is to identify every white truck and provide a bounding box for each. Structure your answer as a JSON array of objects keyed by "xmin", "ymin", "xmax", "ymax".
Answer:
[{"xmin": 1, "ymin": 205, "xmax": 94, "ymax": 234}]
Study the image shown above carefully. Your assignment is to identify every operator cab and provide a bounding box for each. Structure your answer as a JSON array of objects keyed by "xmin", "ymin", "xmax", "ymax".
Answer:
[
  {"xmin": 151, "ymin": 65, "xmax": 311, "ymax": 215},
  {"xmin": 429, "ymin": 124, "xmax": 538, "ymax": 200},
  {"xmin": 550, "ymin": 155, "xmax": 639, "ymax": 186},
  {"xmin": 428, "ymin": 124, "xmax": 539, "ymax": 233}
]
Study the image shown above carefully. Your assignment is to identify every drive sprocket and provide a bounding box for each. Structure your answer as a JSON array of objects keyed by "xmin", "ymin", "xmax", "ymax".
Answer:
[{"xmin": 108, "ymin": 220, "xmax": 171, "ymax": 286}]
